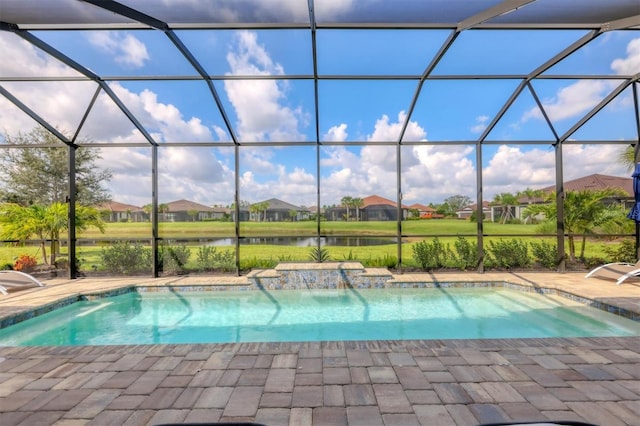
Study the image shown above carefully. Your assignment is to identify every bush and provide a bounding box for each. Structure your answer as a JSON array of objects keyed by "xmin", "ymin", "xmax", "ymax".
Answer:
[
  {"xmin": 309, "ymin": 247, "xmax": 331, "ymax": 262},
  {"xmin": 160, "ymin": 244, "xmax": 191, "ymax": 274},
  {"xmin": 603, "ymin": 239, "xmax": 636, "ymax": 263},
  {"xmin": 14, "ymin": 254, "xmax": 37, "ymax": 272},
  {"xmin": 363, "ymin": 254, "xmax": 398, "ymax": 268},
  {"xmin": 451, "ymin": 236, "xmax": 478, "ymax": 270},
  {"xmin": 1, "ymin": 263, "xmax": 14, "ymax": 270},
  {"xmin": 486, "ymin": 238, "xmax": 531, "ymax": 269},
  {"xmin": 100, "ymin": 241, "xmax": 152, "ymax": 275},
  {"xmin": 412, "ymin": 237, "xmax": 452, "ymax": 270},
  {"xmin": 530, "ymin": 240, "xmax": 558, "ymax": 269},
  {"xmin": 240, "ymin": 257, "xmax": 277, "ymax": 270},
  {"xmin": 196, "ymin": 246, "xmax": 235, "ymax": 272}
]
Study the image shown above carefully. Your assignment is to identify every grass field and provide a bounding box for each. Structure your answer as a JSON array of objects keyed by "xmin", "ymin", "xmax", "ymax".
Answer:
[{"xmin": 0, "ymin": 219, "xmax": 626, "ymax": 272}]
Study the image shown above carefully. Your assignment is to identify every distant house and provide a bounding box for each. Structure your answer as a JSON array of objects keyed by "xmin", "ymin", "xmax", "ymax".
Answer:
[
  {"xmin": 489, "ymin": 173, "xmax": 633, "ymax": 222},
  {"xmin": 408, "ymin": 203, "xmax": 443, "ymax": 219},
  {"xmin": 97, "ymin": 201, "xmax": 146, "ymax": 222},
  {"xmin": 163, "ymin": 199, "xmax": 221, "ymax": 222},
  {"xmin": 326, "ymin": 195, "xmax": 409, "ymax": 221},
  {"xmin": 540, "ymin": 173, "xmax": 632, "ymax": 206},
  {"xmin": 456, "ymin": 201, "xmax": 491, "ymax": 220},
  {"xmin": 245, "ymin": 198, "xmax": 310, "ymax": 222}
]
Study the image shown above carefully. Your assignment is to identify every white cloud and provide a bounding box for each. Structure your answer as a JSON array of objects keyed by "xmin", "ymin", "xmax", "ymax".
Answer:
[
  {"xmin": 471, "ymin": 115, "xmax": 489, "ymax": 134},
  {"xmin": 611, "ymin": 38, "xmax": 640, "ymax": 75},
  {"xmin": 224, "ymin": 31, "xmax": 307, "ymax": 142},
  {"xmin": 104, "ymin": 83, "xmax": 215, "ymax": 143},
  {"xmin": 0, "ymin": 33, "xmax": 90, "ymax": 137},
  {"xmin": 523, "ymin": 79, "xmax": 614, "ymax": 123},
  {"xmin": 324, "ymin": 124, "xmax": 348, "ymax": 142},
  {"xmin": 522, "ymin": 37, "xmax": 640, "ymax": 126},
  {"xmin": 88, "ymin": 32, "xmax": 149, "ymax": 68},
  {"xmin": 482, "ymin": 145, "xmax": 556, "ymax": 198}
]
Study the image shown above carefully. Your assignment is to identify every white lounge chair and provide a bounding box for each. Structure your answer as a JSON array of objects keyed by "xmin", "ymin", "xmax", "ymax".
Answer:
[
  {"xmin": 585, "ymin": 261, "xmax": 640, "ymax": 285},
  {"xmin": 0, "ymin": 270, "xmax": 45, "ymax": 295}
]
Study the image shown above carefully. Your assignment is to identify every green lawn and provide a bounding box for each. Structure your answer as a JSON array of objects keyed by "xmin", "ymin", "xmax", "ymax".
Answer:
[{"xmin": 0, "ymin": 219, "xmax": 625, "ymax": 272}]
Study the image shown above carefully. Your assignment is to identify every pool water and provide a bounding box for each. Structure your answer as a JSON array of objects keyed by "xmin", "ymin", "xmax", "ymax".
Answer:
[{"xmin": 0, "ymin": 288, "xmax": 638, "ymax": 346}]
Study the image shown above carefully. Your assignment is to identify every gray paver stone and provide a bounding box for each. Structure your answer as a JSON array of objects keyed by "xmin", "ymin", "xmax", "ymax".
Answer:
[
  {"xmin": 194, "ymin": 387, "xmax": 233, "ymax": 409},
  {"xmin": 265, "ymin": 368, "xmax": 296, "ymax": 393},
  {"xmin": 381, "ymin": 413, "xmax": 420, "ymax": 425},
  {"xmin": 223, "ymin": 386, "xmax": 263, "ymax": 417},
  {"xmin": 255, "ymin": 408, "xmax": 290, "ymax": 426},
  {"xmin": 312, "ymin": 406, "xmax": 347, "ymax": 425},
  {"xmin": 373, "ymin": 383, "xmax": 412, "ymax": 414},
  {"xmin": 343, "ymin": 384, "xmax": 376, "ymax": 406},
  {"xmin": 468, "ymin": 403, "xmax": 511, "ymax": 424},
  {"xmin": 394, "ymin": 366, "xmax": 431, "ymax": 389},
  {"xmin": 64, "ymin": 388, "xmax": 122, "ymax": 418},
  {"xmin": 183, "ymin": 408, "xmax": 223, "ymax": 424},
  {"xmin": 367, "ymin": 366, "xmax": 398, "ymax": 383},
  {"xmin": 323, "ymin": 384, "xmax": 344, "ymax": 406},
  {"xmin": 414, "ymin": 404, "xmax": 456, "ymax": 425},
  {"xmin": 138, "ymin": 387, "xmax": 183, "ymax": 410},
  {"xmin": 289, "ymin": 407, "xmax": 312, "ymax": 426},
  {"xmin": 346, "ymin": 406, "xmax": 383, "ymax": 426},
  {"xmin": 292, "ymin": 385, "xmax": 323, "ymax": 407},
  {"xmin": 433, "ymin": 383, "xmax": 473, "ymax": 404}
]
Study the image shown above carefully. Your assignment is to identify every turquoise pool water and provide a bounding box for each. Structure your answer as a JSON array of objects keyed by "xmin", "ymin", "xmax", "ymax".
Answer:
[{"xmin": 0, "ymin": 287, "xmax": 638, "ymax": 346}]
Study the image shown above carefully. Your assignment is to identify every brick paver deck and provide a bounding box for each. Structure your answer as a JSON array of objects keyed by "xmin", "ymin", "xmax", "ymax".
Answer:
[{"xmin": 0, "ymin": 272, "xmax": 638, "ymax": 425}]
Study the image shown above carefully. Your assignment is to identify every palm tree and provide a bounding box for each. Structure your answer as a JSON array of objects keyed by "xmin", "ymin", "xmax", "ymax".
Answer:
[
  {"xmin": 523, "ymin": 188, "xmax": 626, "ymax": 261},
  {"xmin": 352, "ymin": 197, "xmax": 364, "ymax": 221},
  {"xmin": 620, "ymin": 146, "xmax": 635, "ymax": 171},
  {"xmin": 492, "ymin": 192, "xmax": 518, "ymax": 224},
  {"xmin": 341, "ymin": 196, "xmax": 353, "ymax": 221},
  {"xmin": 0, "ymin": 202, "xmax": 104, "ymax": 265},
  {"xmin": 517, "ymin": 188, "xmax": 544, "ymax": 223}
]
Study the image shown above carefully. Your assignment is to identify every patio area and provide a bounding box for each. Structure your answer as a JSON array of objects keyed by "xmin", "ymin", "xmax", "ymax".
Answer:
[{"xmin": 0, "ymin": 271, "xmax": 639, "ymax": 425}]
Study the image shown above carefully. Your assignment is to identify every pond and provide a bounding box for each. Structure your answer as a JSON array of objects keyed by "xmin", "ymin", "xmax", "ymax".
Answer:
[{"xmin": 209, "ymin": 237, "xmax": 397, "ymax": 247}]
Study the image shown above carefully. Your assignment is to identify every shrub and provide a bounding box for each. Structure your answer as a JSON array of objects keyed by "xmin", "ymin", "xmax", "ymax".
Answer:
[
  {"xmin": 603, "ymin": 239, "xmax": 636, "ymax": 263},
  {"xmin": 412, "ymin": 237, "xmax": 451, "ymax": 270},
  {"xmin": 1, "ymin": 263, "xmax": 14, "ymax": 270},
  {"xmin": 451, "ymin": 236, "xmax": 478, "ymax": 270},
  {"xmin": 100, "ymin": 241, "xmax": 152, "ymax": 275},
  {"xmin": 309, "ymin": 247, "xmax": 331, "ymax": 262},
  {"xmin": 485, "ymin": 238, "xmax": 531, "ymax": 269},
  {"xmin": 14, "ymin": 254, "xmax": 37, "ymax": 272},
  {"xmin": 240, "ymin": 257, "xmax": 277, "ymax": 270},
  {"xmin": 530, "ymin": 240, "xmax": 558, "ymax": 269},
  {"xmin": 160, "ymin": 244, "xmax": 191, "ymax": 274},
  {"xmin": 196, "ymin": 246, "xmax": 235, "ymax": 272},
  {"xmin": 363, "ymin": 254, "xmax": 398, "ymax": 268}
]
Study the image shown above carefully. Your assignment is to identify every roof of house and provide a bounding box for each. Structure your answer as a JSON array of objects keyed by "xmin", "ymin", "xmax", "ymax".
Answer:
[
  {"xmin": 540, "ymin": 174, "xmax": 632, "ymax": 197},
  {"xmin": 362, "ymin": 195, "xmax": 410, "ymax": 209},
  {"xmin": 97, "ymin": 201, "xmax": 143, "ymax": 212},
  {"xmin": 459, "ymin": 201, "xmax": 491, "ymax": 212},
  {"xmin": 166, "ymin": 199, "xmax": 214, "ymax": 212},
  {"xmin": 408, "ymin": 203, "xmax": 435, "ymax": 212},
  {"xmin": 254, "ymin": 198, "xmax": 302, "ymax": 210}
]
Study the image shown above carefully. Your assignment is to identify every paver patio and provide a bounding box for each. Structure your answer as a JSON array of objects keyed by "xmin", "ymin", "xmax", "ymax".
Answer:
[{"xmin": 0, "ymin": 272, "xmax": 638, "ymax": 425}]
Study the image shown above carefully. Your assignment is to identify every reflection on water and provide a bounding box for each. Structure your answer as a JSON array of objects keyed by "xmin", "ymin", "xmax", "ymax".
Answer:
[{"xmin": 210, "ymin": 237, "xmax": 397, "ymax": 247}]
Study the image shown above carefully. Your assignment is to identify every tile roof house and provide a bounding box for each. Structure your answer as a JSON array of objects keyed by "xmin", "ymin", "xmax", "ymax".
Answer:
[
  {"xmin": 541, "ymin": 173, "xmax": 632, "ymax": 197},
  {"xmin": 456, "ymin": 201, "xmax": 491, "ymax": 220},
  {"xmin": 326, "ymin": 195, "xmax": 410, "ymax": 221},
  {"xmin": 97, "ymin": 201, "xmax": 146, "ymax": 222},
  {"xmin": 163, "ymin": 199, "xmax": 224, "ymax": 222},
  {"xmin": 408, "ymin": 203, "xmax": 443, "ymax": 219},
  {"xmin": 239, "ymin": 198, "xmax": 310, "ymax": 222}
]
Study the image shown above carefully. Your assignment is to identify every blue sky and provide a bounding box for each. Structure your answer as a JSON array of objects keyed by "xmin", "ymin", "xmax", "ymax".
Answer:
[{"xmin": 0, "ymin": 26, "xmax": 637, "ymax": 209}]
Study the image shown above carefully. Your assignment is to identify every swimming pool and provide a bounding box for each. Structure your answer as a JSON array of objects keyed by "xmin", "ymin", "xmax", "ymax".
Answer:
[{"xmin": 0, "ymin": 287, "xmax": 637, "ymax": 346}]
